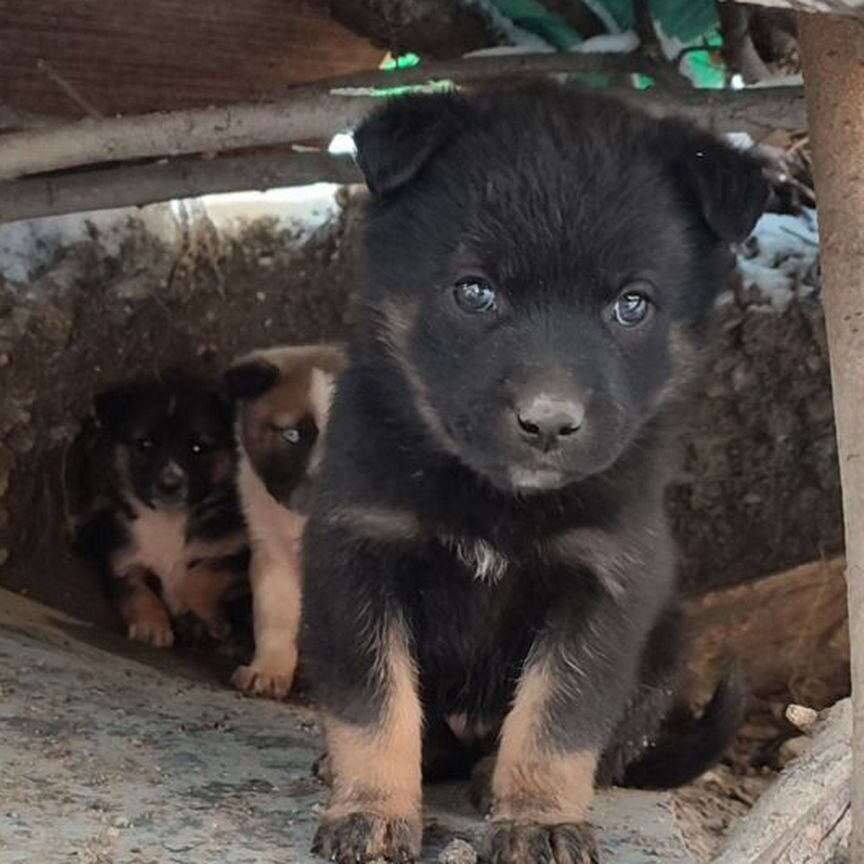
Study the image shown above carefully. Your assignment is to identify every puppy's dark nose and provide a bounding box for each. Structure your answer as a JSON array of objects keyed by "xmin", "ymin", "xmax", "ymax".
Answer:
[
  {"xmin": 156, "ymin": 463, "xmax": 186, "ymax": 496},
  {"xmin": 515, "ymin": 395, "xmax": 585, "ymax": 451}
]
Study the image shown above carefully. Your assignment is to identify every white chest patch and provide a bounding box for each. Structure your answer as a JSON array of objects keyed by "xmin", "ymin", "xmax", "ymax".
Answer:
[
  {"xmin": 441, "ymin": 534, "xmax": 509, "ymax": 584},
  {"xmin": 113, "ymin": 504, "xmax": 189, "ymax": 614}
]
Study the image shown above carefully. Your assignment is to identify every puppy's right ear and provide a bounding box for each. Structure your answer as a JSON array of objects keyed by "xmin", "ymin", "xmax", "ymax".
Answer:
[
  {"xmin": 223, "ymin": 360, "xmax": 279, "ymax": 401},
  {"xmin": 354, "ymin": 91, "xmax": 467, "ymax": 197}
]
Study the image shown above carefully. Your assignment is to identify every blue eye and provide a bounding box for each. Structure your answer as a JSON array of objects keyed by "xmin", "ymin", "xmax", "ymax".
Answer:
[
  {"xmin": 281, "ymin": 427, "xmax": 300, "ymax": 444},
  {"xmin": 453, "ymin": 278, "xmax": 498, "ymax": 314},
  {"xmin": 612, "ymin": 292, "xmax": 651, "ymax": 327}
]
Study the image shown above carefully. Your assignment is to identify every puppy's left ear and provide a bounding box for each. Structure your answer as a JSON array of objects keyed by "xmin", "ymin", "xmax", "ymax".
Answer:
[
  {"xmin": 661, "ymin": 122, "xmax": 769, "ymax": 242},
  {"xmin": 354, "ymin": 91, "xmax": 467, "ymax": 197},
  {"xmin": 223, "ymin": 360, "xmax": 279, "ymax": 401},
  {"xmin": 93, "ymin": 382, "xmax": 141, "ymax": 432}
]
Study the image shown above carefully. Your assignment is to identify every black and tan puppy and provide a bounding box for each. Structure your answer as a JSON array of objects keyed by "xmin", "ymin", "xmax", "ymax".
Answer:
[
  {"xmin": 300, "ymin": 83, "xmax": 767, "ymax": 864},
  {"xmin": 225, "ymin": 345, "xmax": 344, "ymax": 699},
  {"xmin": 70, "ymin": 374, "xmax": 247, "ymax": 647}
]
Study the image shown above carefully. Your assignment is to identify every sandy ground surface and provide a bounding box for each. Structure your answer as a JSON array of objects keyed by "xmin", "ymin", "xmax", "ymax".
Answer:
[{"xmin": 0, "ymin": 589, "xmax": 700, "ymax": 864}]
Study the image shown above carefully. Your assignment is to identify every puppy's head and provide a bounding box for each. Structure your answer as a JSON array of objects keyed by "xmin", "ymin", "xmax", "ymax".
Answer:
[
  {"xmin": 225, "ymin": 346, "xmax": 344, "ymax": 509},
  {"xmin": 94, "ymin": 374, "xmax": 235, "ymax": 509},
  {"xmin": 354, "ymin": 84, "xmax": 768, "ymax": 493}
]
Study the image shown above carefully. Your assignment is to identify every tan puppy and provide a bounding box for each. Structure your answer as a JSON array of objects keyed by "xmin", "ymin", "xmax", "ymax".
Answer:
[{"xmin": 224, "ymin": 345, "xmax": 344, "ymax": 698}]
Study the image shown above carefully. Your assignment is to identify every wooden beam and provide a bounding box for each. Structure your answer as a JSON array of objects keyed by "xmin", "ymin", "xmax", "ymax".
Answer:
[
  {"xmin": 0, "ymin": 54, "xmax": 807, "ymax": 186},
  {"xmin": 0, "ymin": 153, "xmax": 362, "ymax": 224},
  {"xmin": 0, "ymin": 0, "xmax": 383, "ymax": 120},
  {"xmin": 799, "ymin": 13, "xmax": 864, "ymax": 863}
]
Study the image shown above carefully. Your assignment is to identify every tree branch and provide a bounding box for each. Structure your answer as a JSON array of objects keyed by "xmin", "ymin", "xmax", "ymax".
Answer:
[
  {"xmin": 0, "ymin": 152, "xmax": 361, "ymax": 224},
  {"xmin": 0, "ymin": 52, "xmax": 807, "ymax": 183}
]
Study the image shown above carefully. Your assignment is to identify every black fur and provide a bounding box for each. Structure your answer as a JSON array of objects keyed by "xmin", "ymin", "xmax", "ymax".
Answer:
[
  {"xmin": 301, "ymin": 83, "xmax": 766, "ymax": 862},
  {"xmin": 223, "ymin": 360, "xmax": 280, "ymax": 402},
  {"xmin": 69, "ymin": 372, "xmax": 247, "ymax": 642}
]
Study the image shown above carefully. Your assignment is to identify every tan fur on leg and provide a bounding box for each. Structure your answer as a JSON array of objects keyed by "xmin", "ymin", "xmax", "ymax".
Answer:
[
  {"xmin": 232, "ymin": 516, "xmax": 305, "ymax": 700},
  {"xmin": 119, "ymin": 571, "xmax": 174, "ymax": 648},
  {"xmin": 315, "ymin": 625, "xmax": 423, "ymax": 860},
  {"xmin": 183, "ymin": 561, "xmax": 238, "ymax": 641},
  {"xmin": 492, "ymin": 661, "xmax": 597, "ymax": 825}
]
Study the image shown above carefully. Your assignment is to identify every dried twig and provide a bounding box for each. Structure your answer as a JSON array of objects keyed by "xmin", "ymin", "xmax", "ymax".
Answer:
[
  {"xmin": 0, "ymin": 52, "xmax": 807, "ymax": 184},
  {"xmin": 0, "ymin": 152, "xmax": 360, "ymax": 224},
  {"xmin": 716, "ymin": 1, "xmax": 773, "ymax": 83}
]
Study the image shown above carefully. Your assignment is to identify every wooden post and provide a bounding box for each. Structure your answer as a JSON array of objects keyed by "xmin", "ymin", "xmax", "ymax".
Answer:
[{"xmin": 799, "ymin": 13, "xmax": 864, "ymax": 863}]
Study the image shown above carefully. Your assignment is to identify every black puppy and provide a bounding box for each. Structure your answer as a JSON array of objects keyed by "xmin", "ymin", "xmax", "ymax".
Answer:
[
  {"xmin": 301, "ymin": 84, "xmax": 767, "ymax": 864},
  {"xmin": 69, "ymin": 373, "xmax": 248, "ymax": 647}
]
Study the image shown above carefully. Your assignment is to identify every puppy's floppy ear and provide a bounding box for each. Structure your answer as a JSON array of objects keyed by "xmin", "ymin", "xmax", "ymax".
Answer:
[
  {"xmin": 223, "ymin": 360, "xmax": 279, "ymax": 401},
  {"xmin": 205, "ymin": 381, "xmax": 236, "ymax": 428},
  {"xmin": 93, "ymin": 382, "xmax": 143, "ymax": 432},
  {"xmin": 353, "ymin": 91, "xmax": 467, "ymax": 197},
  {"xmin": 660, "ymin": 120, "xmax": 769, "ymax": 242}
]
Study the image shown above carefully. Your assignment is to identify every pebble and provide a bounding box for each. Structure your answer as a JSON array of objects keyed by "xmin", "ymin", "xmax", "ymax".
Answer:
[{"xmin": 438, "ymin": 838, "xmax": 478, "ymax": 864}]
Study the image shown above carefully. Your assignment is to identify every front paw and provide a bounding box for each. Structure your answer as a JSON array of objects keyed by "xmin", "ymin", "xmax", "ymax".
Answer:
[
  {"xmin": 485, "ymin": 821, "xmax": 598, "ymax": 864},
  {"xmin": 231, "ymin": 660, "xmax": 296, "ymax": 699},
  {"xmin": 312, "ymin": 812, "xmax": 422, "ymax": 863},
  {"xmin": 128, "ymin": 620, "xmax": 175, "ymax": 648},
  {"xmin": 469, "ymin": 755, "xmax": 495, "ymax": 816}
]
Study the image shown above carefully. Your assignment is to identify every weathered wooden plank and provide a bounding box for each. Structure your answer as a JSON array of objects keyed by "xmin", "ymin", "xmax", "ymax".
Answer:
[
  {"xmin": 0, "ymin": 0, "xmax": 383, "ymax": 120},
  {"xmin": 799, "ymin": 12, "xmax": 864, "ymax": 863},
  {"xmin": 713, "ymin": 699, "xmax": 852, "ymax": 864}
]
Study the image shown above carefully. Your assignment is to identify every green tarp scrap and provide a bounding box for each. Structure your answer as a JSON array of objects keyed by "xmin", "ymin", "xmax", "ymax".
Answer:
[{"xmin": 371, "ymin": 0, "xmax": 728, "ymax": 96}]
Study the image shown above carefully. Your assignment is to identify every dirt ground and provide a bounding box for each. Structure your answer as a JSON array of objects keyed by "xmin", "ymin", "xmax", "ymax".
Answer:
[{"xmin": 1, "ymin": 589, "xmax": 703, "ymax": 864}]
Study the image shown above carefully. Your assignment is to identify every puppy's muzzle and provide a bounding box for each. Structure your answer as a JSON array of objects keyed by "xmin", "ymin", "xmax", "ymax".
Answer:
[
  {"xmin": 514, "ymin": 394, "xmax": 586, "ymax": 453},
  {"xmin": 154, "ymin": 462, "xmax": 187, "ymax": 504}
]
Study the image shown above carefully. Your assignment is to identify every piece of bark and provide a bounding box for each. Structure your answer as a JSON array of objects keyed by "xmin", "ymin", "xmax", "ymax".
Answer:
[{"xmin": 683, "ymin": 557, "xmax": 850, "ymax": 707}]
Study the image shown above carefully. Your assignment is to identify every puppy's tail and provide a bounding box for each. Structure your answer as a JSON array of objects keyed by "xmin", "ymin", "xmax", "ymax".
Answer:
[{"xmin": 621, "ymin": 674, "xmax": 745, "ymax": 790}]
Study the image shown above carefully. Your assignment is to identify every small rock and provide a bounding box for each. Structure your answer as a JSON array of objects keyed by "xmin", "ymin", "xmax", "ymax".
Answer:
[
  {"xmin": 786, "ymin": 703, "xmax": 818, "ymax": 734},
  {"xmin": 438, "ymin": 838, "xmax": 478, "ymax": 864}
]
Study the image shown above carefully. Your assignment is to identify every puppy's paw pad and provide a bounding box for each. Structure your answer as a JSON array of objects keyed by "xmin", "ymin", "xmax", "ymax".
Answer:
[
  {"xmin": 485, "ymin": 821, "xmax": 598, "ymax": 864},
  {"xmin": 231, "ymin": 664, "xmax": 295, "ymax": 699},
  {"xmin": 128, "ymin": 622, "xmax": 175, "ymax": 648},
  {"xmin": 312, "ymin": 812, "xmax": 421, "ymax": 863}
]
